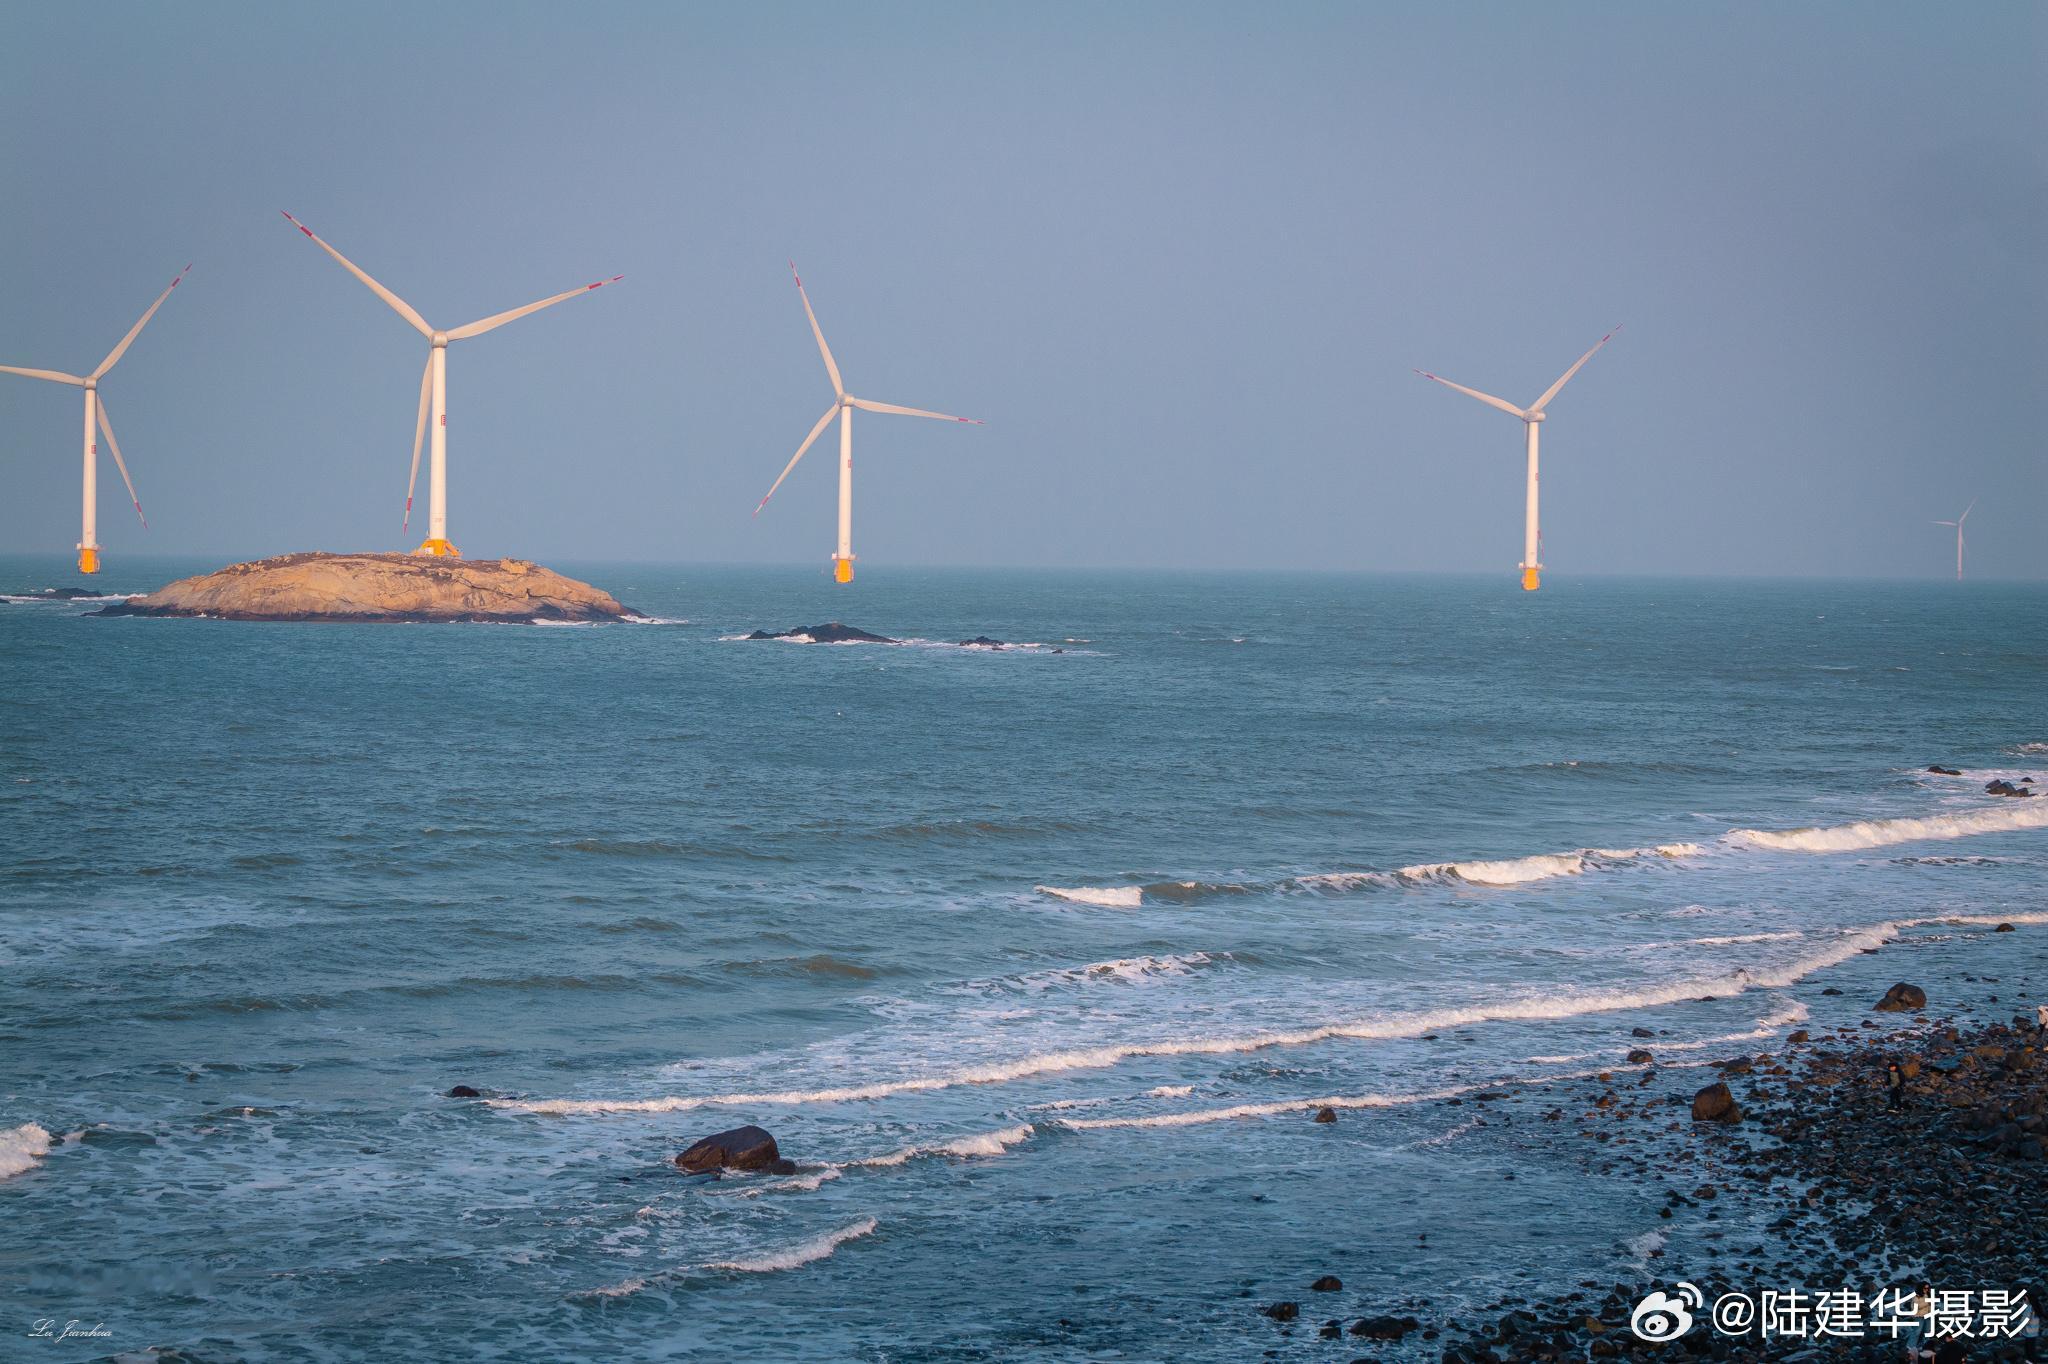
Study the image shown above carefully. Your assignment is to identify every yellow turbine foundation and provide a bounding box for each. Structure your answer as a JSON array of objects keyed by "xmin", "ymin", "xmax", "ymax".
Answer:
[
  {"xmin": 77, "ymin": 546, "xmax": 100, "ymax": 575},
  {"xmin": 415, "ymin": 538, "xmax": 461, "ymax": 558},
  {"xmin": 1521, "ymin": 567, "xmax": 1541, "ymax": 591},
  {"xmin": 834, "ymin": 557, "xmax": 854, "ymax": 584}
]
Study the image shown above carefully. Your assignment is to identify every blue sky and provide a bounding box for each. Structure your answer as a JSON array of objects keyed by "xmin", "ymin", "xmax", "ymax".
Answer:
[{"xmin": 1, "ymin": 2, "xmax": 2041, "ymax": 577}]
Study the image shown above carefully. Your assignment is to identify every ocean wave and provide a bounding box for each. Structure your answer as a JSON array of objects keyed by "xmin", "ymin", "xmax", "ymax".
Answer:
[
  {"xmin": 1061, "ymin": 1085, "xmax": 1472, "ymax": 1130},
  {"xmin": 502, "ymin": 915, "xmax": 2045, "ymax": 1118},
  {"xmin": 846, "ymin": 1123, "xmax": 1034, "ymax": 1169},
  {"xmin": 1034, "ymin": 885, "xmax": 1144, "ymax": 908},
  {"xmin": 707, "ymin": 1218, "xmax": 878, "ymax": 1273},
  {"xmin": 1, "ymin": 1123, "xmax": 52, "ymax": 1181},
  {"xmin": 1011, "ymin": 953, "xmax": 1219, "ymax": 991},
  {"xmin": 1052, "ymin": 843, "xmax": 1705, "ymax": 907},
  {"xmin": 724, "ymin": 1167, "xmax": 844, "ymax": 1198},
  {"xmin": 1731, "ymin": 803, "xmax": 2048, "ymax": 852}
]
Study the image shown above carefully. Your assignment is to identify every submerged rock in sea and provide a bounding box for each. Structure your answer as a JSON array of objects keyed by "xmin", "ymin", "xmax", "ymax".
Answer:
[
  {"xmin": 1874, "ymin": 981, "xmax": 1927, "ymax": 1012},
  {"xmin": 4, "ymin": 586, "xmax": 113, "ymax": 601},
  {"xmin": 1927, "ymin": 764, "xmax": 1963, "ymax": 775},
  {"xmin": 445, "ymin": 1085, "xmax": 483, "ymax": 1099},
  {"xmin": 90, "ymin": 552, "xmax": 634, "ymax": 624},
  {"xmin": 675, "ymin": 1124, "xmax": 796, "ymax": 1175},
  {"xmin": 957, "ymin": 635, "xmax": 1007, "ymax": 648},
  {"xmin": 1311, "ymin": 1106, "xmax": 1337, "ymax": 1123},
  {"xmin": 744, "ymin": 622, "xmax": 898, "ymax": 644},
  {"xmin": 1985, "ymin": 778, "xmax": 2034, "ymax": 798}
]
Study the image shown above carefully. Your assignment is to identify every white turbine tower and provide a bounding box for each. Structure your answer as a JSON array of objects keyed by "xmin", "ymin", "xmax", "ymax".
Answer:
[
  {"xmin": 282, "ymin": 212, "xmax": 621, "ymax": 558},
  {"xmin": 1933, "ymin": 499, "xmax": 1974, "ymax": 581},
  {"xmin": 1415, "ymin": 328, "xmax": 1620, "ymax": 591},
  {"xmin": 2, "ymin": 265, "xmax": 189, "ymax": 574},
  {"xmin": 754, "ymin": 263, "xmax": 981, "ymax": 584}
]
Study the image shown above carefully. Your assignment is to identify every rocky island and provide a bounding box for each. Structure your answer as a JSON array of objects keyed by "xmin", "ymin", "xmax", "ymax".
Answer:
[{"xmin": 91, "ymin": 552, "xmax": 636, "ymax": 624}]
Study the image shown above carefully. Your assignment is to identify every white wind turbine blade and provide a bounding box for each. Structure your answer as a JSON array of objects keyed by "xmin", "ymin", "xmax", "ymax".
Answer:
[
  {"xmin": 445, "ymin": 276, "xmax": 623, "ymax": 341},
  {"xmin": 1958, "ymin": 498, "xmax": 1976, "ymax": 525},
  {"xmin": 1414, "ymin": 369, "xmax": 1527, "ymax": 419},
  {"xmin": 92, "ymin": 264, "xmax": 191, "ymax": 381},
  {"xmin": 281, "ymin": 212, "xmax": 433, "ymax": 338},
  {"xmin": 1528, "ymin": 327, "xmax": 1621, "ymax": 414},
  {"xmin": 404, "ymin": 353, "xmax": 432, "ymax": 531},
  {"xmin": 754, "ymin": 403, "xmax": 840, "ymax": 516},
  {"xmin": 1933, "ymin": 520, "xmax": 1957, "ymax": 527},
  {"xmin": 790, "ymin": 262, "xmax": 844, "ymax": 397},
  {"xmin": 0, "ymin": 364, "xmax": 85, "ymax": 386},
  {"xmin": 94, "ymin": 397, "xmax": 147, "ymax": 528},
  {"xmin": 847, "ymin": 396, "xmax": 983, "ymax": 424}
]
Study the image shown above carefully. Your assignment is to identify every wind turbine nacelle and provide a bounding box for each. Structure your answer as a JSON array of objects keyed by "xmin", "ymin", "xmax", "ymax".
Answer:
[{"xmin": 1524, "ymin": 410, "xmax": 1546, "ymax": 423}]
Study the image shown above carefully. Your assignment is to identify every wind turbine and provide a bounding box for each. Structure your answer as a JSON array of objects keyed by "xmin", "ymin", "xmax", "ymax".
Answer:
[
  {"xmin": 754, "ymin": 263, "xmax": 981, "ymax": 584},
  {"xmin": 1415, "ymin": 328, "xmax": 1620, "ymax": 591},
  {"xmin": 1933, "ymin": 499, "xmax": 1974, "ymax": 581},
  {"xmin": 1, "ymin": 265, "xmax": 188, "ymax": 574},
  {"xmin": 281, "ymin": 212, "xmax": 621, "ymax": 558}
]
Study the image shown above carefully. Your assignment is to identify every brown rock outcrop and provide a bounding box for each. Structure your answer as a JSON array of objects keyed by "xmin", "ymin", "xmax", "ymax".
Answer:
[{"xmin": 91, "ymin": 552, "xmax": 634, "ymax": 624}]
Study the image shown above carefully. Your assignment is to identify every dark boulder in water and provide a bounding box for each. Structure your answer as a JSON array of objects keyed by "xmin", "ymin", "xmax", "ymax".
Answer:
[
  {"xmin": 1691, "ymin": 1081, "xmax": 1742, "ymax": 1123},
  {"xmin": 6, "ymin": 586, "xmax": 111, "ymax": 601},
  {"xmin": 1986, "ymin": 779, "xmax": 2033, "ymax": 798},
  {"xmin": 445, "ymin": 1084, "xmax": 483, "ymax": 1098},
  {"xmin": 1627, "ymin": 1049, "xmax": 1654, "ymax": 1065},
  {"xmin": 1351, "ymin": 1315, "xmax": 1420, "ymax": 1340},
  {"xmin": 1261, "ymin": 1302, "xmax": 1299, "ymax": 1322},
  {"xmin": 1875, "ymin": 982, "xmax": 1927, "ymax": 1012},
  {"xmin": 744, "ymin": 622, "xmax": 897, "ymax": 644},
  {"xmin": 1927, "ymin": 765, "xmax": 1963, "ymax": 776},
  {"xmin": 957, "ymin": 636, "xmax": 1007, "ymax": 649},
  {"xmin": 1311, "ymin": 1106, "xmax": 1337, "ymax": 1123},
  {"xmin": 675, "ymin": 1124, "xmax": 796, "ymax": 1175},
  {"xmin": 1310, "ymin": 1275, "xmax": 1342, "ymax": 1292},
  {"xmin": 1996, "ymin": 922, "xmax": 2016, "ymax": 932}
]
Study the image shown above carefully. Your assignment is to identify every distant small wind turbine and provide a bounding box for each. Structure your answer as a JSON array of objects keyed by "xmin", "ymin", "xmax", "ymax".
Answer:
[
  {"xmin": 754, "ymin": 263, "xmax": 981, "ymax": 584},
  {"xmin": 1933, "ymin": 499, "xmax": 1974, "ymax": 581},
  {"xmin": 1415, "ymin": 329, "xmax": 1620, "ymax": 591},
  {"xmin": 281, "ymin": 212, "xmax": 620, "ymax": 558},
  {"xmin": 1, "ymin": 265, "xmax": 189, "ymax": 574}
]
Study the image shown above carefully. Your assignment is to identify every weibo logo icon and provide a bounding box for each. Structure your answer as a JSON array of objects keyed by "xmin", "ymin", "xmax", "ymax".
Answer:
[{"xmin": 1630, "ymin": 1283, "xmax": 1702, "ymax": 1342}]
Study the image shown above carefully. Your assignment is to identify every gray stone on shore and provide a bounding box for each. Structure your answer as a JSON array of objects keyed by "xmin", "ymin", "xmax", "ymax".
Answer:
[{"xmin": 90, "ymin": 552, "xmax": 634, "ymax": 624}]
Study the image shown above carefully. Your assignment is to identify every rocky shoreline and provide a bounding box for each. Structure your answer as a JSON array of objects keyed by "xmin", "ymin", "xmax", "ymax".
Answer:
[{"xmin": 1258, "ymin": 966, "xmax": 2047, "ymax": 1362}]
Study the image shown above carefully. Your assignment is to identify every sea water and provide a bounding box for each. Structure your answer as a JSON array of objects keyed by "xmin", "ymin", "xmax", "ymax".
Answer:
[{"xmin": 1, "ymin": 558, "xmax": 2043, "ymax": 1361}]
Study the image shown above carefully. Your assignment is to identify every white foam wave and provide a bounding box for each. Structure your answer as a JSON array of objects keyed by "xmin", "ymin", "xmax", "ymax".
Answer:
[
  {"xmin": 707, "ymin": 1217, "xmax": 877, "ymax": 1273},
  {"xmin": 1034, "ymin": 885, "xmax": 1144, "ymax": 908},
  {"xmin": 1, "ymin": 1123, "xmax": 52, "ymax": 1181},
  {"xmin": 1731, "ymin": 803, "xmax": 2048, "ymax": 852},
  {"xmin": 726, "ymin": 1167, "xmax": 843, "ymax": 1198},
  {"xmin": 1015, "ymin": 953, "xmax": 1215, "ymax": 990},
  {"xmin": 1147, "ymin": 1084, "xmax": 1194, "ymax": 1098},
  {"xmin": 1294, "ymin": 843, "xmax": 1705, "ymax": 894},
  {"xmin": 503, "ymin": 915, "xmax": 2046, "ymax": 1119},
  {"xmin": 1683, "ymin": 931, "xmax": 1805, "ymax": 947},
  {"xmin": 1062, "ymin": 1086, "xmax": 1467, "ymax": 1130},
  {"xmin": 848, "ymin": 1123, "xmax": 1033, "ymax": 1168}
]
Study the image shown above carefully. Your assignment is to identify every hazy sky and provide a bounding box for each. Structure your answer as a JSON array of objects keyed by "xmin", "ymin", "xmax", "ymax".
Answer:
[{"xmin": 2, "ymin": 2, "xmax": 2042, "ymax": 578}]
